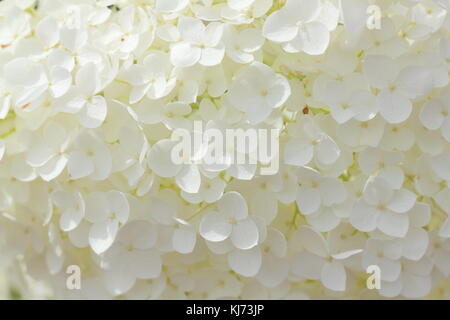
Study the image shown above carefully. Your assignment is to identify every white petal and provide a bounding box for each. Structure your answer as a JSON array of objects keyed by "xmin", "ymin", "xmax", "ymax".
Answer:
[
  {"xmin": 378, "ymin": 258, "xmax": 401, "ymax": 282},
  {"xmin": 256, "ymin": 255, "xmax": 289, "ymax": 288},
  {"xmin": 387, "ymin": 189, "xmax": 416, "ymax": 213},
  {"xmin": 231, "ymin": 218, "xmax": 259, "ymax": 250},
  {"xmin": 36, "ymin": 16, "xmax": 59, "ymax": 47},
  {"xmin": 60, "ymin": 208, "xmax": 83, "ymax": 232},
  {"xmin": 175, "ymin": 164, "xmax": 201, "ymax": 193},
  {"xmin": 27, "ymin": 143, "xmax": 54, "ymax": 167},
  {"xmin": 291, "ymin": 251, "xmax": 325, "ymax": 280},
  {"xmin": 307, "ymin": 208, "xmax": 340, "ymax": 232},
  {"xmin": 402, "ymin": 228, "xmax": 428, "ymax": 261},
  {"xmin": 130, "ymin": 249, "xmax": 162, "ymax": 279},
  {"xmin": 199, "ymin": 210, "xmax": 232, "ymax": 242},
  {"xmin": 378, "ymin": 91, "xmax": 412, "ymax": 124},
  {"xmin": 379, "ymin": 278, "xmax": 402, "ymax": 298},
  {"xmin": 170, "ymin": 42, "xmax": 201, "ymax": 68},
  {"xmin": 377, "ymin": 211, "xmax": 409, "ymax": 238},
  {"xmin": 431, "ymin": 153, "xmax": 450, "ymax": 180},
  {"xmin": 79, "ymin": 96, "xmax": 107, "ymax": 128},
  {"xmin": 148, "ymin": 139, "xmax": 181, "ymax": 178},
  {"xmin": 285, "ymin": 0, "xmax": 322, "ymax": 22},
  {"xmin": 284, "ymin": 138, "xmax": 313, "ymax": 166},
  {"xmin": 320, "ymin": 178, "xmax": 347, "ymax": 206},
  {"xmin": 251, "ymin": 191, "xmax": 278, "ymax": 225},
  {"xmin": 228, "ymin": 247, "xmax": 262, "ymax": 277},
  {"xmin": 363, "ymin": 55, "xmax": 398, "ymax": 89},
  {"xmin": 106, "ymin": 191, "xmax": 129, "ymax": 223},
  {"xmin": 103, "ymin": 271, "xmax": 135, "ymax": 296},
  {"xmin": 49, "ymin": 67, "xmax": 71, "ymax": 98},
  {"xmin": 4, "ymin": 58, "xmax": 44, "ymax": 86},
  {"xmin": 420, "ymin": 99, "xmax": 445, "ymax": 130},
  {"xmin": 331, "ymin": 249, "xmax": 363, "ymax": 260},
  {"xmin": 316, "ymin": 137, "xmax": 340, "ymax": 165},
  {"xmin": 219, "ymin": 191, "xmax": 248, "ymax": 220},
  {"xmin": 439, "ymin": 217, "xmax": 450, "ymax": 238},
  {"xmin": 118, "ymin": 220, "xmax": 158, "ymax": 250},
  {"xmin": 173, "ymin": 227, "xmax": 196, "ymax": 254},
  {"xmin": 200, "ymin": 46, "xmax": 225, "ymax": 66},
  {"xmin": 68, "ymin": 151, "xmax": 94, "ymax": 180},
  {"xmin": 401, "ymin": 274, "xmax": 431, "ymax": 299},
  {"xmin": 179, "ymin": 17, "xmax": 205, "ymax": 43},
  {"xmin": 148, "ymin": 197, "xmax": 176, "ymax": 226},
  {"xmin": 68, "ymin": 221, "xmax": 90, "ymax": 248},
  {"xmin": 297, "ymin": 226, "xmax": 328, "ymax": 257},
  {"xmin": 295, "ymin": 21, "xmax": 330, "ymax": 55},
  {"xmin": 156, "ymin": 0, "xmax": 188, "ymax": 12},
  {"xmin": 263, "ymin": 10, "xmax": 298, "ymax": 43},
  {"xmin": 409, "ymin": 202, "xmax": 431, "ymax": 228},
  {"xmin": 89, "ymin": 220, "xmax": 118, "ymax": 254},
  {"xmin": 228, "ymin": 0, "xmax": 254, "ymax": 10},
  {"xmin": 321, "ymin": 261, "xmax": 346, "ymax": 292},
  {"xmin": 397, "ymin": 66, "xmax": 433, "ymax": 99},
  {"xmin": 296, "ymin": 186, "xmax": 321, "ymax": 215},
  {"xmin": 350, "ymin": 200, "xmax": 379, "ymax": 232}
]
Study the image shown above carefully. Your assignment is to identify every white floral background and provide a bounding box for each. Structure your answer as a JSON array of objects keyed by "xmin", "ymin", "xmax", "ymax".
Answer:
[{"xmin": 0, "ymin": 0, "xmax": 449, "ymax": 300}]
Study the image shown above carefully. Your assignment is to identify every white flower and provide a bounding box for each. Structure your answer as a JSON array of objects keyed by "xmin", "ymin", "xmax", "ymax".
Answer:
[
  {"xmin": 255, "ymin": 228, "xmax": 289, "ymax": 288},
  {"xmin": 85, "ymin": 190, "xmax": 129, "ymax": 254},
  {"xmin": 284, "ymin": 115, "xmax": 340, "ymax": 167},
  {"xmin": 181, "ymin": 176, "xmax": 225, "ymax": 204},
  {"xmin": 97, "ymin": 6, "xmax": 142, "ymax": 57},
  {"xmin": 1, "ymin": 0, "xmax": 450, "ymax": 300},
  {"xmin": 358, "ymin": 147, "xmax": 405, "ymax": 189},
  {"xmin": 362, "ymin": 238, "xmax": 402, "ymax": 283},
  {"xmin": 350, "ymin": 177, "xmax": 417, "ymax": 238},
  {"xmin": 337, "ymin": 116, "xmax": 386, "ymax": 148},
  {"xmin": 419, "ymin": 87, "xmax": 450, "ymax": 141},
  {"xmin": 295, "ymin": 166, "xmax": 347, "ymax": 216},
  {"xmin": 4, "ymin": 57, "xmax": 48, "ymax": 110},
  {"xmin": 363, "ymin": 55, "xmax": 433, "ymax": 124},
  {"xmin": 52, "ymin": 190, "xmax": 85, "ymax": 232},
  {"xmin": 101, "ymin": 220, "xmax": 161, "ymax": 296},
  {"xmin": 67, "ymin": 131, "xmax": 112, "ymax": 181},
  {"xmin": 0, "ymin": 6, "xmax": 30, "ymax": 47},
  {"xmin": 320, "ymin": 75, "xmax": 376, "ymax": 124},
  {"xmin": 26, "ymin": 121, "xmax": 72, "ymax": 181},
  {"xmin": 134, "ymin": 99, "xmax": 192, "ymax": 130},
  {"xmin": 54, "ymin": 63, "xmax": 107, "ymax": 128},
  {"xmin": 227, "ymin": 62, "xmax": 291, "ymax": 124},
  {"xmin": 170, "ymin": 17, "xmax": 225, "ymax": 68},
  {"xmin": 199, "ymin": 191, "xmax": 259, "ymax": 250},
  {"xmin": 121, "ymin": 51, "xmax": 175, "ymax": 104},
  {"xmin": 147, "ymin": 138, "xmax": 202, "ymax": 193},
  {"xmin": 263, "ymin": 0, "xmax": 330, "ymax": 55},
  {"xmin": 223, "ymin": 26, "xmax": 264, "ymax": 64},
  {"xmin": 291, "ymin": 226, "xmax": 362, "ymax": 292}
]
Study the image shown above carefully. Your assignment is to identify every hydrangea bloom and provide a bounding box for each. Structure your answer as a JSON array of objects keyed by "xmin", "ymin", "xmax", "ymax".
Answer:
[{"xmin": 0, "ymin": 0, "xmax": 449, "ymax": 300}]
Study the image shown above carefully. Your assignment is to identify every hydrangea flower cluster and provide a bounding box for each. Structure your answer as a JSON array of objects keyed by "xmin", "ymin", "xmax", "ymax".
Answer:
[{"xmin": 0, "ymin": 0, "xmax": 449, "ymax": 300}]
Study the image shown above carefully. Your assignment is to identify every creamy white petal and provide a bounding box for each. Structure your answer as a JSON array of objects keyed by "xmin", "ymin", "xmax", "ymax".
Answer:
[
  {"xmin": 231, "ymin": 218, "xmax": 259, "ymax": 250},
  {"xmin": 199, "ymin": 210, "xmax": 232, "ymax": 242},
  {"xmin": 321, "ymin": 261, "xmax": 346, "ymax": 292},
  {"xmin": 228, "ymin": 247, "xmax": 262, "ymax": 277}
]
